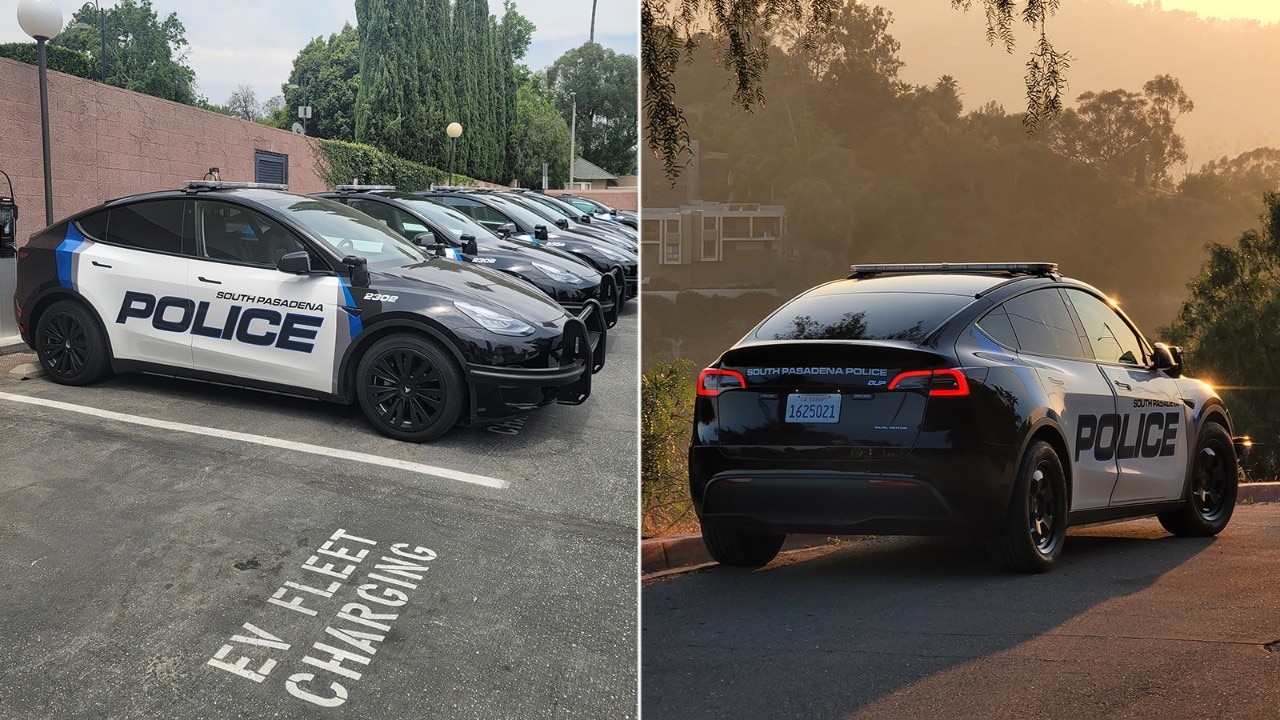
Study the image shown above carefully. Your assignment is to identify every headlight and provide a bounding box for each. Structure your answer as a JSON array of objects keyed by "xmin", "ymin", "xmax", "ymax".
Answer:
[
  {"xmin": 453, "ymin": 301, "xmax": 535, "ymax": 336},
  {"xmin": 595, "ymin": 245, "xmax": 632, "ymax": 262},
  {"xmin": 532, "ymin": 261, "xmax": 585, "ymax": 285}
]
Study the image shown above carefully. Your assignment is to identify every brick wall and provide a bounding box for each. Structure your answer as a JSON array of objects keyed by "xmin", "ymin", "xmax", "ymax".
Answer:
[
  {"xmin": 548, "ymin": 188, "xmax": 638, "ymax": 212},
  {"xmin": 0, "ymin": 57, "xmax": 324, "ymax": 244}
]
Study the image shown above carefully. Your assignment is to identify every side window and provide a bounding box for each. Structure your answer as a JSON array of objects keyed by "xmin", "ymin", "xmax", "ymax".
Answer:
[
  {"xmin": 103, "ymin": 200, "xmax": 188, "ymax": 254},
  {"xmin": 1065, "ymin": 289, "xmax": 1147, "ymax": 365},
  {"xmin": 999, "ymin": 289, "xmax": 1086, "ymax": 359},
  {"xmin": 194, "ymin": 200, "xmax": 310, "ymax": 268},
  {"xmin": 437, "ymin": 197, "xmax": 508, "ymax": 230},
  {"xmin": 348, "ymin": 199, "xmax": 405, "ymax": 237},
  {"xmin": 976, "ymin": 307, "xmax": 1019, "ymax": 349},
  {"xmin": 76, "ymin": 209, "xmax": 109, "ymax": 240}
]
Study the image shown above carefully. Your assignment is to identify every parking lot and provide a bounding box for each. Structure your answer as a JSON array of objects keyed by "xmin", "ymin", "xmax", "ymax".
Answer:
[{"xmin": 0, "ymin": 308, "xmax": 636, "ymax": 718}]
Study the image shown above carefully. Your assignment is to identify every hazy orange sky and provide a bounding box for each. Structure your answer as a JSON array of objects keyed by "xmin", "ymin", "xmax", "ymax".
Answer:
[{"xmin": 1127, "ymin": 0, "xmax": 1280, "ymax": 23}]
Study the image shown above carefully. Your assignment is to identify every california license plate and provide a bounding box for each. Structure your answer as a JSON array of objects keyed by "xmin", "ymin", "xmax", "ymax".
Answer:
[{"xmin": 784, "ymin": 393, "xmax": 841, "ymax": 423}]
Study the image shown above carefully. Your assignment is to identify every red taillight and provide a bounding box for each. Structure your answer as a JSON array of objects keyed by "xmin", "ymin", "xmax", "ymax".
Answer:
[
  {"xmin": 697, "ymin": 368, "xmax": 746, "ymax": 396},
  {"xmin": 888, "ymin": 368, "xmax": 970, "ymax": 397},
  {"xmin": 16, "ymin": 247, "xmax": 31, "ymax": 262}
]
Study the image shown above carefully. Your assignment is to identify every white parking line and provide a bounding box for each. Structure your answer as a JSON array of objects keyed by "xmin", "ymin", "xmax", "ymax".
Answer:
[{"xmin": 0, "ymin": 391, "xmax": 509, "ymax": 489}]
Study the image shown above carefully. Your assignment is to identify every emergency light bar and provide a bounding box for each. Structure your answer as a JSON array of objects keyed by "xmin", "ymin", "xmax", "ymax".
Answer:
[
  {"xmin": 183, "ymin": 181, "xmax": 289, "ymax": 192},
  {"xmin": 334, "ymin": 185, "xmax": 397, "ymax": 191},
  {"xmin": 849, "ymin": 262, "xmax": 1058, "ymax": 277}
]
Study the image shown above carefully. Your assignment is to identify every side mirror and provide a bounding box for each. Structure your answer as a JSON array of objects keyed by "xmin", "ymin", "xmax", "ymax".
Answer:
[
  {"xmin": 554, "ymin": 218, "xmax": 569, "ymax": 230},
  {"xmin": 497, "ymin": 222, "xmax": 517, "ymax": 239},
  {"xmin": 580, "ymin": 214, "xmax": 592, "ymax": 224},
  {"xmin": 461, "ymin": 234, "xmax": 478, "ymax": 256},
  {"xmin": 534, "ymin": 225, "xmax": 549, "ymax": 241},
  {"xmin": 1153, "ymin": 342, "xmax": 1184, "ymax": 378},
  {"xmin": 278, "ymin": 251, "xmax": 313, "ymax": 274},
  {"xmin": 342, "ymin": 254, "xmax": 369, "ymax": 287},
  {"xmin": 413, "ymin": 231, "xmax": 435, "ymax": 247}
]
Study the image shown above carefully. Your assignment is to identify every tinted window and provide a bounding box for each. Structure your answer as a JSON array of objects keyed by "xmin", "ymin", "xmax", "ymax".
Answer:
[
  {"xmin": 432, "ymin": 197, "xmax": 511, "ymax": 230},
  {"xmin": 104, "ymin": 200, "xmax": 187, "ymax": 254},
  {"xmin": 76, "ymin": 209, "xmax": 109, "ymax": 240},
  {"xmin": 976, "ymin": 307, "xmax": 1019, "ymax": 348},
  {"xmin": 401, "ymin": 198, "xmax": 498, "ymax": 241},
  {"xmin": 753, "ymin": 292, "xmax": 971, "ymax": 343},
  {"xmin": 194, "ymin": 200, "xmax": 310, "ymax": 268},
  {"xmin": 253, "ymin": 195, "xmax": 429, "ymax": 266},
  {"xmin": 1000, "ymin": 289, "xmax": 1085, "ymax": 358},
  {"xmin": 1066, "ymin": 289, "xmax": 1147, "ymax": 365}
]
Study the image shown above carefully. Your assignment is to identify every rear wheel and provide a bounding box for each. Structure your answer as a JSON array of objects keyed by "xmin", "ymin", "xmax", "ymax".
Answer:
[
  {"xmin": 35, "ymin": 300, "xmax": 112, "ymax": 386},
  {"xmin": 702, "ymin": 524, "xmax": 785, "ymax": 568},
  {"xmin": 356, "ymin": 333, "xmax": 464, "ymax": 442},
  {"xmin": 988, "ymin": 440, "xmax": 1068, "ymax": 573},
  {"xmin": 1158, "ymin": 423, "xmax": 1236, "ymax": 536}
]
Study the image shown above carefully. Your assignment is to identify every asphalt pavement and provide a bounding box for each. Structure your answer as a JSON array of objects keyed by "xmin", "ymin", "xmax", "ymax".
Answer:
[
  {"xmin": 642, "ymin": 503, "xmax": 1280, "ymax": 719},
  {"xmin": 0, "ymin": 307, "xmax": 637, "ymax": 719}
]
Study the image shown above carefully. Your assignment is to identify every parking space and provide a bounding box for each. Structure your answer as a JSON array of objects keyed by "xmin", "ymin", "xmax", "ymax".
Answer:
[{"xmin": 0, "ymin": 307, "xmax": 637, "ymax": 717}]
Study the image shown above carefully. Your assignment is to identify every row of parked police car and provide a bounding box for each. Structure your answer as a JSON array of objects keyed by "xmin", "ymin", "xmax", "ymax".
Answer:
[{"xmin": 12, "ymin": 181, "xmax": 638, "ymax": 442}]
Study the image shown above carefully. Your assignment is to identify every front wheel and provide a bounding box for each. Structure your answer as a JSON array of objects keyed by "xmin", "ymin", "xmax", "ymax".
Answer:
[
  {"xmin": 35, "ymin": 299, "xmax": 112, "ymax": 386},
  {"xmin": 988, "ymin": 440, "xmax": 1068, "ymax": 573},
  {"xmin": 1158, "ymin": 423, "xmax": 1237, "ymax": 536},
  {"xmin": 355, "ymin": 333, "xmax": 464, "ymax": 442},
  {"xmin": 702, "ymin": 524, "xmax": 785, "ymax": 568}
]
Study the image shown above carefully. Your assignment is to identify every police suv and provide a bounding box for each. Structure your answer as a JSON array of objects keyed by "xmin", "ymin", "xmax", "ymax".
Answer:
[
  {"xmin": 690, "ymin": 263, "xmax": 1240, "ymax": 573},
  {"xmin": 13, "ymin": 182, "xmax": 606, "ymax": 442}
]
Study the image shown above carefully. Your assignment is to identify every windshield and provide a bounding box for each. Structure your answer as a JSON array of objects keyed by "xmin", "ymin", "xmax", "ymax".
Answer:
[
  {"xmin": 258, "ymin": 195, "xmax": 429, "ymax": 264},
  {"xmin": 754, "ymin": 291, "xmax": 971, "ymax": 344},
  {"xmin": 400, "ymin": 198, "xmax": 498, "ymax": 242},
  {"xmin": 485, "ymin": 195, "xmax": 559, "ymax": 230},
  {"xmin": 521, "ymin": 196, "xmax": 575, "ymax": 222}
]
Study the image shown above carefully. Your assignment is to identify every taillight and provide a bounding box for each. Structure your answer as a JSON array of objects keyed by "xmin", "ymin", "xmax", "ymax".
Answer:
[
  {"xmin": 697, "ymin": 368, "xmax": 746, "ymax": 397},
  {"xmin": 16, "ymin": 247, "xmax": 31, "ymax": 262},
  {"xmin": 888, "ymin": 368, "xmax": 970, "ymax": 397}
]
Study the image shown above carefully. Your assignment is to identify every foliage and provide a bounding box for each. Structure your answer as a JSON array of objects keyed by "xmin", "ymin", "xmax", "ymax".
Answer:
[
  {"xmin": 0, "ymin": 42, "xmax": 95, "ymax": 78},
  {"xmin": 1047, "ymin": 75, "xmax": 1193, "ymax": 187},
  {"xmin": 354, "ymin": 0, "xmax": 431, "ymax": 163},
  {"xmin": 511, "ymin": 77, "xmax": 571, "ymax": 189},
  {"xmin": 1163, "ymin": 193, "xmax": 1280, "ymax": 480},
  {"xmin": 642, "ymin": 0, "xmax": 1069, "ymax": 179},
  {"xmin": 274, "ymin": 24, "xmax": 361, "ymax": 141},
  {"xmin": 225, "ymin": 84, "xmax": 259, "ymax": 121},
  {"xmin": 54, "ymin": 0, "xmax": 196, "ymax": 104},
  {"xmin": 547, "ymin": 43, "xmax": 639, "ymax": 176},
  {"xmin": 1179, "ymin": 148, "xmax": 1280, "ymax": 205},
  {"xmin": 315, "ymin": 139, "xmax": 475, "ymax": 191},
  {"xmin": 641, "ymin": 360, "xmax": 699, "ymax": 536}
]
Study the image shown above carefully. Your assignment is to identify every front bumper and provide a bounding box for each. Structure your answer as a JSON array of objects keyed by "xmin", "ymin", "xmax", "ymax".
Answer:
[{"xmin": 464, "ymin": 299, "xmax": 606, "ymax": 421}]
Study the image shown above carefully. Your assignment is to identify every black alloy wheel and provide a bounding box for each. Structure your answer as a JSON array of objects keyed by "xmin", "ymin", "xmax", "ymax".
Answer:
[
  {"xmin": 1159, "ymin": 423, "xmax": 1237, "ymax": 536},
  {"xmin": 989, "ymin": 440, "xmax": 1068, "ymax": 573},
  {"xmin": 356, "ymin": 333, "xmax": 464, "ymax": 442},
  {"xmin": 35, "ymin": 300, "xmax": 111, "ymax": 386}
]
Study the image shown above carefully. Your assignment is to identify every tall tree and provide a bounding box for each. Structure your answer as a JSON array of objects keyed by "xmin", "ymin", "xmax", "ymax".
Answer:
[
  {"xmin": 453, "ymin": 0, "xmax": 492, "ymax": 180},
  {"xmin": 277, "ymin": 24, "xmax": 361, "ymax": 141},
  {"xmin": 548, "ymin": 43, "xmax": 639, "ymax": 176},
  {"xmin": 225, "ymin": 84, "xmax": 259, "ymax": 121},
  {"xmin": 511, "ymin": 76, "xmax": 571, "ymax": 189},
  {"xmin": 54, "ymin": 0, "xmax": 196, "ymax": 104},
  {"xmin": 419, "ymin": 0, "xmax": 459, "ymax": 166},
  {"xmin": 354, "ymin": 0, "xmax": 431, "ymax": 162}
]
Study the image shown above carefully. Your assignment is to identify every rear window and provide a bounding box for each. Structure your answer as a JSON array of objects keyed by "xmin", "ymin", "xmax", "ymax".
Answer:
[{"xmin": 753, "ymin": 291, "xmax": 971, "ymax": 343}]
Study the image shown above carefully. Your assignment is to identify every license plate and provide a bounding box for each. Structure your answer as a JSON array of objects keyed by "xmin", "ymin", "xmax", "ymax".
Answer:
[{"xmin": 785, "ymin": 393, "xmax": 841, "ymax": 423}]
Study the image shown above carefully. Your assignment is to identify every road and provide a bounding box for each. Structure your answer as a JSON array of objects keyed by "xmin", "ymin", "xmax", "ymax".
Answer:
[
  {"xmin": 642, "ymin": 504, "xmax": 1280, "ymax": 719},
  {"xmin": 0, "ymin": 309, "xmax": 637, "ymax": 719}
]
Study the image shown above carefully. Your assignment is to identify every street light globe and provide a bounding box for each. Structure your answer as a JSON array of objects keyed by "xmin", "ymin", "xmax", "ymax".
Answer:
[
  {"xmin": 446, "ymin": 122, "xmax": 463, "ymax": 139},
  {"xmin": 17, "ymin": 0, "xmax": 64, "ymax": 41}
]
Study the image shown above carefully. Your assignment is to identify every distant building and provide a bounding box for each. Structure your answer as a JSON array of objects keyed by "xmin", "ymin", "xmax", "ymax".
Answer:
[
  {"xmin": 641, "ymin": 202, "xmax": 787, "ymax": 289},
  {"xmin": 568, "ymin": 157, "xmax": 618, "ymax": 190}
]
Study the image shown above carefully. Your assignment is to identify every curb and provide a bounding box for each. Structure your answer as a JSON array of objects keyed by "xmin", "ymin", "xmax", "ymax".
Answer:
[{"xmin": 642, "ymin": 482, "xmax": 1280, "ymax": 575}]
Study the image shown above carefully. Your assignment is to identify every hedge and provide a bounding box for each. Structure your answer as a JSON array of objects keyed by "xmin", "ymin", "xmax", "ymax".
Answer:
[
  {"xmin": 314, "ymin": 138, "xmax": 479, "ymax": 191},
  {"xmin": 0, "ymin": 43, "xmax": 95, "ymax": 80}
]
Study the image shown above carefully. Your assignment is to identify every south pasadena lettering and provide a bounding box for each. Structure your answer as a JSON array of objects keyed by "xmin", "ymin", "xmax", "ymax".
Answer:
[{"xmin": 745, "ymin": 367, "xmax": 888, "ymax": 377}]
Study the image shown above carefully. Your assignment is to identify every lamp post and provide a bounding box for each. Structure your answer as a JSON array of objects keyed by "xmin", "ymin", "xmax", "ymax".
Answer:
[
  {"xmin": 72, "ymin": 1, "xmax": 105, "ymax": 82},
  {"xmin": 18, "ymin": 0, "xmax": 64, "ymax": 227},
  {"xmin": 568, "ymin": 92, "xmax": 577, "ymax": 190},
  {"xmin": 287, "ymin": 74, "xmax": 311, "ymax": 134},
  {"xmin": 446, "ymin": 122, "xmax": 462, "ymax": 186}
]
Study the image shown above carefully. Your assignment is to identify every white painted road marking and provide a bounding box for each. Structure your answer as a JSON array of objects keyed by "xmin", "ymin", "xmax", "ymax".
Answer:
[{"xmin": 0, "ymin": 391, "xmax": 509, "ymax": 489}]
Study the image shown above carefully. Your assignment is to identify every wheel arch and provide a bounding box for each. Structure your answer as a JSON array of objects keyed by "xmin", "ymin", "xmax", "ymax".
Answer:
[
  {"xmin": 335, "ymin": 313, "xmax": 468, "ymax": 401},
  {"xmin": 26, "ymin": 287, "xmax": 117, "ymax": 362},
  {"xmin": 1017, "ymin": 416, "xmax": 1074, "ymax": 512}
]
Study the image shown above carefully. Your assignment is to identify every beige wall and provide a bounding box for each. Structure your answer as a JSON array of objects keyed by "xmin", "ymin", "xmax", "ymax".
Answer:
[{"xmin": 0, "ymin": 57, "xmax": 325, "ymax": 243}]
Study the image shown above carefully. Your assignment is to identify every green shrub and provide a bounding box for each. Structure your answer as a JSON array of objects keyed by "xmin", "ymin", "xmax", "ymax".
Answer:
[
  {"xmin": 641, "ymin": 360, "xmax": 700, "ymax": 537},
  {"xmin": 315, "ymin": 138, "xmax": 479, "ymax": 191},
  {"xmin": 0, "ymin": 42, "xmax": 95, "ymax": 79}
]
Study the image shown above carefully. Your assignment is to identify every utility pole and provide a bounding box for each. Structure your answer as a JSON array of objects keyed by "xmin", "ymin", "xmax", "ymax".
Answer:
[
  {"xmin": 590, "ymin": 0, "xmax": 597, "ymax": 43},
  {"xmin": 568, "ymin": 92, "xmax": 577, "ymax": 189}
]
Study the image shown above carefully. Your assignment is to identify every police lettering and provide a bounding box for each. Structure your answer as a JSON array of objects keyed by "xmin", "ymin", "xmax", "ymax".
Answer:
[
  {"xmin": 116, "ymin": 291, "xmax": 324, "ymax": 353},
  {"xmin": 1074, "ymin": 411, "xmax": 1180, "ymax": 462}
]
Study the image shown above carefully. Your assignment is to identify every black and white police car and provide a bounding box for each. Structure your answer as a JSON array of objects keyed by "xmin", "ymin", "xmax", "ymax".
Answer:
[
  {"xmin": 690, "ymin": 263, "xmax": 1241, "ymax": 573},
  {"xmin": 13, "ymin": 181, "xmax": 606, "ymax": 442},
  {"xmin": 313, "ymin": 187, "xmax": 622, "ymax": 327}
]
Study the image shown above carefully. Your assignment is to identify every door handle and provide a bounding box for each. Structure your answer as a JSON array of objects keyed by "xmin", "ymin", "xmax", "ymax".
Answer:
[
  {"xmin": 1046, "ymin": 376, "xmax": 1065, "ymax": 386},
  {"xmin": 1114, "ymin": 381, "xmax": 1131, "ymax": 391},
  {"xmin": 91, "ymin": 260, "xmax": 112, "ymax": 268},
  {"xmin": 198, "ymin": 276, "xmax": 222, "ymax": 285}
]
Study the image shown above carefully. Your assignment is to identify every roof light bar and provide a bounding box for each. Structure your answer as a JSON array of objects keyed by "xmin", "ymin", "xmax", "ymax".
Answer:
[
  {"xmin": 849, "ymin": 262, "xmax": 1058, "ymax": 277},
  {"xmin": 334, "ymin": 184, "xmax": 396, "ymax": 191},
  {"xmin": 183, "ymin": 180, "xmax": 288, "ymax": 191}
]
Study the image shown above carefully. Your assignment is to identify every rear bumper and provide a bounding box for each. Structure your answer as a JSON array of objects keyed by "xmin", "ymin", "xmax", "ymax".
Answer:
[
  {"xmin": 464, "ymin": 299, "xmax": 606, "ymax": 420},
  {"xmin": 688, "ymin": 445, "xmax": 1014, "ymax": 537}
]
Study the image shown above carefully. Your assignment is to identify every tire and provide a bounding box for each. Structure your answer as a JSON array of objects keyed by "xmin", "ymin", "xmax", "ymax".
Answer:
[
  {"xmin": 1158, "ymin": 422, "xmax": 1237, "ymax": 537},
  {"xmin": 988, "ymin": 440, "xmax": 1068, "ymax": 573},
  {"xmin": 702, "ymin": 524, "xmax": 785, "ymax": 568},
  {"xmin": 34, "ymin": 299, "xmax": 112, "ymax": 386},
  {"xmin": 355, "ymin": 333, "xmax": 464, "ymax": 442}
]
